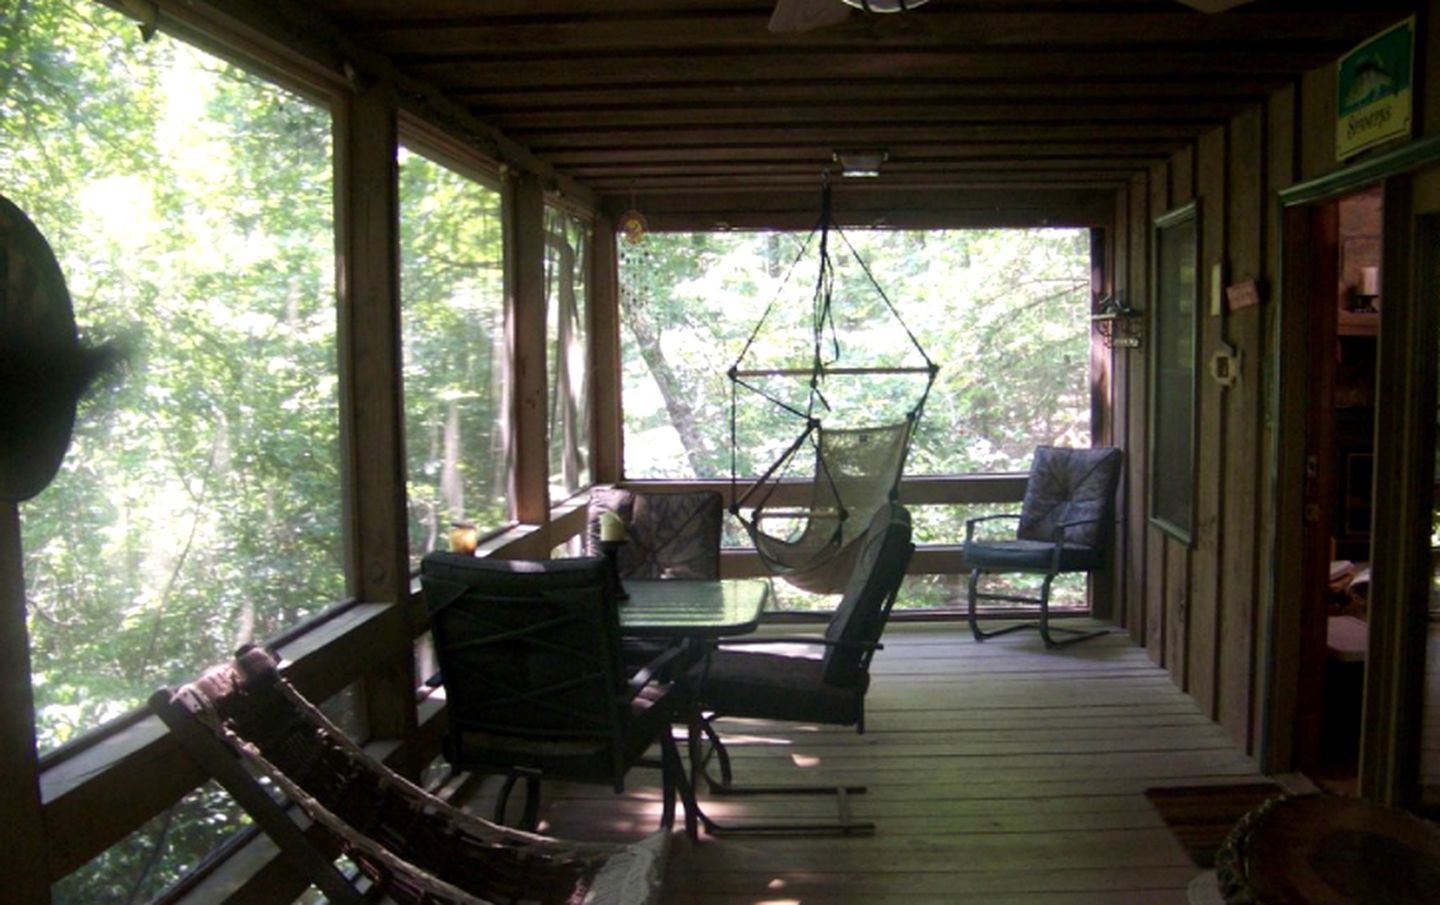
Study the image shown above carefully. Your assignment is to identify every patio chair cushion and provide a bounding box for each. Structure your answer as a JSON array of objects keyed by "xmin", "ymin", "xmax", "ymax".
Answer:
[
  {"xmin": 587, "ymin": 487, "xmax": 723, "ymax": 580},
  {"xmin": 821, "ymin": 503, "xmax": 914, "ymax": 687},
  {"xmin": 964, "ymin": 538, "xmax": 1106, "ymax": 572},
  {"xmin": 698, "ymin": 649, "xmax": 867, "ymax": 727},
  {"xmin": 1016, "ymin": 445, "xmax": 1124, "ymax": 547}
]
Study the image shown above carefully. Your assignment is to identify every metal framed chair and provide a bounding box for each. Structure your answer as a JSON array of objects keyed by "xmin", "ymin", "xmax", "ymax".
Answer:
[
  {"xmin": 418, "ymin": 553, "xmax": 697, "ymax": 838},
  {"xmin": 151, "ymin": 646, "xmax": 668, "ymax": 905},
  {"xmin": 964, "ymin": 445, "xmax": 1123, "ymax": 648},
  {"xmin": 585, "ymin": 486, "xmax": 723, "ymax": 580},
  {"xmin": 685, "ymin": 503, "xmax": 914, "ymax": 834}
]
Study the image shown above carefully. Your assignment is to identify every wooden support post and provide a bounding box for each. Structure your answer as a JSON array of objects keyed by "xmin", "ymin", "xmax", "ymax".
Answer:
[
  {"xmin": 591, "ymin": 215, "xmax": 623, "ymax": 484},
  {"xmin": 0, "ymin": 503, "xmax": 52, "ymax": 904},
  {"xmin": 335, "ymin": 79, "xmax": 417, "ymax": 769},
  {"xmin": 510, "ymin": 173, "xmax": 551, "ymax": 525}
]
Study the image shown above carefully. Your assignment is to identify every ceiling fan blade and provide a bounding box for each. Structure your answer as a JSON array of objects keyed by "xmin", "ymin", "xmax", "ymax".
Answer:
[
  {"xmin": 1174, "ymin": 0, "xmax": 1255, "ymax": 11},
  {"xmin": 769, "ymin": 0, "xmax": 850, "ymax": 34}
]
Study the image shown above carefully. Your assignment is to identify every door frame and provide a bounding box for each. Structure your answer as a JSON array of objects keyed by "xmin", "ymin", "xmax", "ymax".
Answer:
[{"xmin": 1266, "ymin": 133, "xmax": 1440, "ymax": 805}]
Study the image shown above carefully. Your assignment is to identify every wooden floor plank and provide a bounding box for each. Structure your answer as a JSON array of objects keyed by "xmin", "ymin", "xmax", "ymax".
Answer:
[{"xmin": 463, "ymin": 622, "xmax": 1262, "ymax": 905}]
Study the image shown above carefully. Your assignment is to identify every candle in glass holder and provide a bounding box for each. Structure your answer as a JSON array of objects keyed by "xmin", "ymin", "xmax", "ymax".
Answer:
[
  {"xmin": 599, "ymin": 511, "xmax": 626, "ymax": 542},
  {"xmin": 449, "ymin": 522, "xmax": 479, "ymax": 556}
]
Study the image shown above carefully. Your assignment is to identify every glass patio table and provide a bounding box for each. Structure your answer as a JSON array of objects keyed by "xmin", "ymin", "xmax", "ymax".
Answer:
[{"xmin": 617, "ymin": 578, "xmax": 771, "ymax": 639}]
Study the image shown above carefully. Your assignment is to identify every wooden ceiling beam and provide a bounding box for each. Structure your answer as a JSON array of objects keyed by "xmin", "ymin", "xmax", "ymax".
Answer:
[
  {"xmin": 496, "ymin": 103, "xmax": 1236, "ymax": 131},
  {"xmin": 406, "ymin": 48, "xmax": 1334, "ymax": 86},
  {"xmin": 363, "ymin": 11, "xmax": 1408, "ymax": 57},
  {"xmin": 582, "ymin": 171, "xmax": 1134, "ymax": 193},
  {"xmin": 521, "ymin": 122, "xmax": 1211, "ymax": 150},
  {"xmin": 540, "ymin": 142, "xmax": 1183, "ymax": 166},
  {"xmin": 566, "ymin": 158, "xmax": 1156, "ymax": 178},
  {"xmin": 462, "ymin": 79, "xmax": 1279, "ymax": 112},
  {"xmin": 590, "ymin": 181, "xmax": 1124, "ymax": 218}
]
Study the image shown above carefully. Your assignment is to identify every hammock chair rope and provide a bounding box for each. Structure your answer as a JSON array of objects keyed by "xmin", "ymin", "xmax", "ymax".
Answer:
[{"xmin": 729, "ymin": 176, "xmax": 937, "ymax": 593}]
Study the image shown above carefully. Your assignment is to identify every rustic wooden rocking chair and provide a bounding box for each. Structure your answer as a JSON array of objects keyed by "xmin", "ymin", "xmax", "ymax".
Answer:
[{"xmin": 151, "ymin": 646, "xmax": 668, "ymax": 905}]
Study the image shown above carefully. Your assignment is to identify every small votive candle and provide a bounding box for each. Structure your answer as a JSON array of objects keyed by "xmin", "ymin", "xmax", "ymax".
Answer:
[
  {"xmin": 449, "ymin": 522, "xmax": 479, "ymax": 556},
  {"xmin": 599, "ymin": 511, "xmax": 626, "ymax": 542}
]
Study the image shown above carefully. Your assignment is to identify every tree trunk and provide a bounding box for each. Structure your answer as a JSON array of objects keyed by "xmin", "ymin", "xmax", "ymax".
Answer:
[{"xmin": 622, "ymin": 301, "xmax": 711, "ymax": 476}]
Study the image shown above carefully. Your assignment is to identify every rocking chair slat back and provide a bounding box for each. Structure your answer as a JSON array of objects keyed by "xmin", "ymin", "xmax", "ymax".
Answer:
[{"xmin": 151, "ymin": 646, "xmax": 660, "ymax": 905}]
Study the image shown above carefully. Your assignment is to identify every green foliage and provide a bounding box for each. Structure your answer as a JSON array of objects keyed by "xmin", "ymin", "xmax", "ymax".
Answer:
[
  {"xmin": 399, "ymin": 148, "xmax": 508, "ymax": 559},
  {"xmin": 620, "ymin": 226, "xmax": 1092, "ymax": 593},
  {"xmin": 6, "ymin": 0, "xmax": 341, "ymax": 754},
  {"xmin": 5, "ymin": 3, "xmax": 341, "ymax": 897},
  {"xmin": 545, "ymin": 206, "xmax": 591, "ymax": 500},
  {"xmin": 620, "ymin": 227, "xmax": 1092, "ymax": 481}
]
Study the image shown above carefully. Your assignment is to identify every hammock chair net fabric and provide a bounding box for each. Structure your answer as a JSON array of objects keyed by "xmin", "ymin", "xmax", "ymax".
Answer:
[
  {"xmin": 748, "ymin": 420, "xmax": 915, "ymax": 593},
  {"xmin": 729, "ymin": 179, "xmax": 935, "ymax": 594}
]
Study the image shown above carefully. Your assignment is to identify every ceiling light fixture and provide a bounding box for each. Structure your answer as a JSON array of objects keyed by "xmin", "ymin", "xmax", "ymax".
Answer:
[
  {"xmin": 834, "ymin": 149, "xmax": 888, "ymax": 178},
  {"xmin": 840, "ymin": 0, "xmax": 931, "ymax": 12}
]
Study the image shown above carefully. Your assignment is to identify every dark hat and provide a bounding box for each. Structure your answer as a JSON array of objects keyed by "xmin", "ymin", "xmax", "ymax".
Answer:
[{"xmin": 0, "ymin": 195, "xmax": 119, "ymax": 502}]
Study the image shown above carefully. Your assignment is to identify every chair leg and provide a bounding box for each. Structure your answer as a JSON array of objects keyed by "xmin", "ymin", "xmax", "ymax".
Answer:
[
  {"xmin": 1037, "ymin": 574, "xmax": 1110, "ymax": 649},
  {"xmin": 684, "ymin": 714, "xmax": 873, "ymax": 836},
  {"xmin": 661, "ymin": 730, "xmax": 698, "ymax": 840},
  {"xmin": 968, "ymin": 568, "xmax": 1037, "ymax": 642},
  {"xmin": 494, "ymin": 772, "xmax": 542, "ymax": 831}
]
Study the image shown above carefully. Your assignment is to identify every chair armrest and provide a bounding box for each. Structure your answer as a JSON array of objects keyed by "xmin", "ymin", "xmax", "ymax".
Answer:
[
  {"xmin": 964, "ymin": 513, "xmax": 1021, "ymax": 543},
  {"xmin": 625, "ymin": 642, "xmax": 691, "ymax": 698}
]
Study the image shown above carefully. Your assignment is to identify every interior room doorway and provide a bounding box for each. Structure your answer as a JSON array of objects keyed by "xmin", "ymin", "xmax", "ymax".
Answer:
[
  {"xmin": 1271, "ymin": 138, "xmax": 1440, "ymax": 808},
  {"xmin": 1291, "ymin": 186, "xmax": 1383, "ymax": 795}
]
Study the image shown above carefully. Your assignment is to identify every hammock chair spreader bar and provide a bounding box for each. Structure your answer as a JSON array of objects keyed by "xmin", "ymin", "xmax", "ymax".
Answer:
[{"xmin": 733, "ymin": 364, "xmax": 937, "ymax": 378}]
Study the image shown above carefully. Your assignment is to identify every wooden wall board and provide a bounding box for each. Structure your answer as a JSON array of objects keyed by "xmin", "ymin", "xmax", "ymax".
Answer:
[
  {"xmin": 1218, "ymin": 103, "xmax": 1266, "ymax": 753},
  {"xmin": 1126, "ymin": 175, "xmax": 1150, "ymax": 646},
  {"xmin": 1166, "ymin": 538, "xmax": 1191, "ymax": 691},
  {"xmin": 1255, "ymin": 84, "xmax": 1298, "ymax": 761},
  {"xmin": 1171, "ymin": 145, "xmax": 1195, "ymax": 209},
  {"xmin": 1145, "ymin": 163, "xmax": 1170, "ymax": 665},
  {"xmin": 1300, "ymin": 65, "xmax": 1338, "ymax": 181},
  {"xmin": 1188, "ymin": 125, "xmax": 1228, "ymax": 719}
]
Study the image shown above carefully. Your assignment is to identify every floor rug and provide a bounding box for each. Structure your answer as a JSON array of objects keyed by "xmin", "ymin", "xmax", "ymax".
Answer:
[{"xmin": 1144, "ymin": 782, "xmax": 1285, "ymax": 868}]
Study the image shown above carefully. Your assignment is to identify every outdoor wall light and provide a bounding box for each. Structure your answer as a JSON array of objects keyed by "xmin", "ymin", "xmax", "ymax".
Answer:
[
  {"xmin": 833, "ymin": 148, "xmax": 888, "ymax": 178},
  {"xmin": 1092, "ymin": 294, "xmax": 1143, "ymax": 349}
]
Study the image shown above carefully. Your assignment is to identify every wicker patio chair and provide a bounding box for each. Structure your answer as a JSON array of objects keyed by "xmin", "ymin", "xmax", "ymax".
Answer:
[{"xmin": 151, "ymin": 645, "xmax": 668, "ymax": 905}]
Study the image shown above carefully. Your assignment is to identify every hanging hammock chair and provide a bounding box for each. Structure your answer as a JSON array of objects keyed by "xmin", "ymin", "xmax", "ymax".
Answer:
[{"xmin": 729, "ymin": 178, "xmax": 937, "ymax": 594}]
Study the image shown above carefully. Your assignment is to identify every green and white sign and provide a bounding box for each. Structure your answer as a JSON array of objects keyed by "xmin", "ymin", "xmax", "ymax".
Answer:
[{"xmin": 1336, "ymin": 16, "xmax": 1415, "ymax": 160}]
